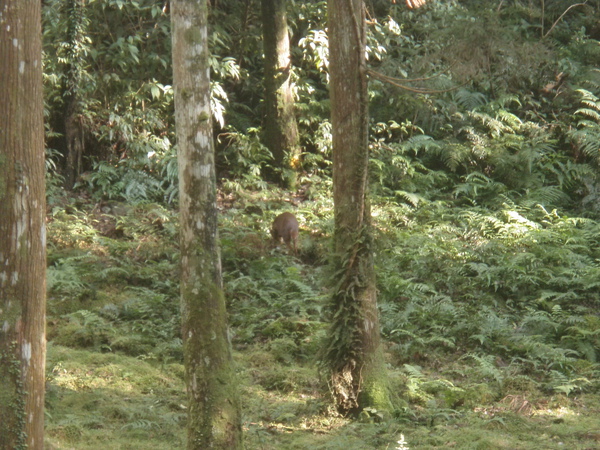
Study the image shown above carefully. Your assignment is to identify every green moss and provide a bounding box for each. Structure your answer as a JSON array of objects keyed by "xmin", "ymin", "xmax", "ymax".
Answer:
[
  {"xmin": 43, "ymin": 187, "xmax": 600, "ymax": 449},
  {"xmin": 359, "ymin": 376, "xmax": 393, "ymax": 413},
  {"xmin": 183, "ymin": 27, "xmax": 203, "ymax": 45},
  {"xmin": 0, "ymin": 152, "xmax": 7, "ymax": 198},
  {"xmin": 0, "ymin": 343, "xmax": 26, "ymax": 450},
  {"xmin": 45, "ymin": 345, "xmax": 187, "ymax": 449}
]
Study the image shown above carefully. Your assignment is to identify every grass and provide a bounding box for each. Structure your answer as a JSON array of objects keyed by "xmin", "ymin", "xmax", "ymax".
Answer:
[
  {"xmin": 45, "ymin": 342, "xmax": 600, "ymax": 449},
  {"xmin": 45, "ymin": 345, "xmax": 186, "ymax": 449},
  {"xmin": 44, "ymin": 194, "xmax": 600, "ymax": 449}
]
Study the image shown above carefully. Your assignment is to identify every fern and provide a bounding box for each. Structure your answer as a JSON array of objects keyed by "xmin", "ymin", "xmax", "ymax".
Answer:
[
  {"xmin": 462, "ymin": 354, "xmax": 504, "ymax": 384},
  {"xmin": 453, "ymin": 88, "xmax": 487, "ymax": 111},
  {"xmin": 120, "ymin": 419, "xmax": 160, "ymax": 430},
  {"xmin": 433, "ymin": 142, "xmax": 473, "ymax": 172},
  {"xmin": 401, "ymin": 134, "xmax": 442, "ymax": 155},
  {"xmin": 453, "ymin": 173, "xmax": 507, "ymax": 206},
  {"xmin": 521, "ymin": 186, "xmax": 570, "ymax": 207},
  {"xmin": 547, "ymin": 371, "xmax": 591, "ymax": 396},
  {"xmin": 575, "ymin": 108, "xmax": 600, "ymax": 122},
  {"xmin": 394, "ymin": 190, "xmax": 425, "ymax": 207},
  {"xmin": 574, "ymin": 89, "xmax": 600, "ymax": 116},
  {"xmin": 468, "ymin": 111, "xmax": 516, "ymax": 136}
]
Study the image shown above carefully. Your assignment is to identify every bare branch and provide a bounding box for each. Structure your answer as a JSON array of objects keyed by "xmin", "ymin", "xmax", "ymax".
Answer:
[
  {"xmin": 405, "ymin": 0, "xmax": 426, "ymax": 8},
  {"xmin": 367, "ymin": 69, "xmax": 467, "ymax": 94},
  {"xmin": 543, "ymin": 1, "xmax": 588, "ymax": 38}
]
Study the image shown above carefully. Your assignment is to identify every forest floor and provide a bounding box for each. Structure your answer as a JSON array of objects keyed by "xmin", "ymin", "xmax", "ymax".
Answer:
[
  {"xmin": 45, "ymin": 342, "xmax": 600, "ymax": 449},
  {"xmin": 44, "ymin": 194, "xmax": 600, "ymax": 449}
]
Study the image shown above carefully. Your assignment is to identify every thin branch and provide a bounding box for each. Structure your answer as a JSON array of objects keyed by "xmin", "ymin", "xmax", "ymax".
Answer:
[
  {"xmin": 389, "ymin": 64, "xmax": 456, "ymax": 83},
  {"xmin": 543, "ymin": 1, "xmax": 588, "ymax": 38},
  {"xmin": 367, "ymin": 69, "xmax": 468, "ymax": 94},
  {"xmin": 541, "ymin": 0, "xmax": 545, "ymax": 38},
  {"xmin": 405, "ymin": 0, "xmax": 426, "ymax": 8}
]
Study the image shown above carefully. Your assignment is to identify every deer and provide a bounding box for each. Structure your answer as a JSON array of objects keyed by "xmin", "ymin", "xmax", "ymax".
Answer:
[{"xmin": 271, "ymin": 212, "xmax": 299, "ymax": 255}]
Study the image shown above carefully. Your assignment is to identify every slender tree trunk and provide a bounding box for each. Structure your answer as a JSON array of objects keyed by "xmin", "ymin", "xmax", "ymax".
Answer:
[
  {"xmin": 171, "ymin": 1, "xmax": 243, "ymax": 448},
  {"xmin": 324, "ymin": 0, "xmax": 389, "ymax": 415},
  {"xmin": 62, "ymin": 0, "xmax": 86, "ymax": 189},
  {"xmin": 0, "ymin": 1, "xmax": 47, "ymax": 448},
  {"xmin": 64, "ymin": 94, "xmax": 84, "ymax": 189},
  {"xmin": 261, "ymin": 0, "xmax": 300, "ymax": 188}
]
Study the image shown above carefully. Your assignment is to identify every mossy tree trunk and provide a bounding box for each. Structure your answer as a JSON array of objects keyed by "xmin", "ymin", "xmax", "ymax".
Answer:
[
  {"xmin": 261, "ymin": 0, "xmax": 300, "ymax": 188},
  {"xmin": 62, "ymin": 0, "xmax": 86, "ymax": 189},
  {"xmin": 0, "ymin": 1, "xmax": 47, "ymax": 448},
  {"xmin": 323, "ymin": 0, "xmax": 389, "ymax": 415},
  {"xmin": 171, "ymin": 1, "xmax": 243, "ymax": 448}
]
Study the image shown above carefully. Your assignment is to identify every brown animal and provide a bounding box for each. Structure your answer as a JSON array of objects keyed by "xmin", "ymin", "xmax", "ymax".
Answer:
[{"xmin": 271, "ymin": 212, "xmax": 299, "ymax": 254}]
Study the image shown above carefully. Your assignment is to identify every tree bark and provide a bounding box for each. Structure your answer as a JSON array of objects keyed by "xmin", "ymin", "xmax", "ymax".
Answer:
[
  {"xmin": 64, "ymin": 93, "xmax": 84, "ymax": 189},
  {"xmin": 62, "ymin": 0, "xmax": 86, "ymax": 189},
  {"xmin": 261, "ymin": 0, "xmax": 300, "ymax": 188},
  {"xmin": 0, "ymin": 1, "xmax": 47, "ymax": 448},
  {"xmin": 171, "ymin": 1, "xmax": 243, "ymax": 448},
  {"xmin": 324, "ymin": 0, "xmax": 389, "ymax": 415}
]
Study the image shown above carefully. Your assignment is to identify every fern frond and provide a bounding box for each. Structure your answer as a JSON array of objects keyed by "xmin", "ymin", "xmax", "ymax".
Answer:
[
  {"xmin": 453, "ymin": 88, "xmax": 487, "ymax": 111},
  {"xmin": 574, "ymin": 108, "xmax": 600, "ymax": 122},
  {"xmin": 395, "ymin": 190, "xmax": 425, "ymax": 207},
  {"xmin": 575, "ymin": 89, "xmax": 599, "ymax": 104},
  {"xmin": 462, "ymin": 353, "xmax": 503, "ymax": 383},
  {"xmin": 522, "ymin": 186, "xmax": 570, "ymax": 207},
  {"xmin": 579, "ymin": 138, "xmax": 600, "ymax": 159},
  {"xmin": 468, "ymin": 111, "xmax": 514, "ymax": 136},
  {"xmin": 434, "ymin": 142, "xmax": 471, "ymax": 172},
  {"xmin": 504, "ymin": 210, "xmax": 539, "ymax": 229},
  {"xmin": 403, "ymin": 364, "xmax": 425, "ymax": 380},
  {"xmin": 493, "ymin": 94, "xmax": 522, "ymax": 110},
  {"xmin": 402, "ymin": 134, "xmax": 441, "ymax": 155},
  {"xmin": 496, "ymin": 109, "xmax": 522, "ymax": 129}
]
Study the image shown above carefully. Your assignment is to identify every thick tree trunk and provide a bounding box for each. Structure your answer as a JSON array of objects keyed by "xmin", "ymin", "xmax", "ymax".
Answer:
[
  {"xmin": 0, "ymin": 1, "xmax": 47, "ymax": 448},
  {"xmin": 261, "ymin": 0, "xmax": 300, "ymax": 188},
  {"xmin": 324, "ymin": 0, "xmax": 389, "ymax": 415},
  {"xmin": 171, "ymin": 1, "xmax": 243, "ymax": 448}
]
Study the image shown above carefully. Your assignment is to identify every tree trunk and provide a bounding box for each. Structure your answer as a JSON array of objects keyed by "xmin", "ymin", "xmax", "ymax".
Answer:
[
  {"xmin": 324, "ymin": 0, "xmax": 389, "ymax": 415},
  {"xmin": 0, "ymin": 1, "xmax": 47, "ymax": 448},
  {"xmin": 62, "ymin": 0, "xmax": 86, "ymax": 189},
  {"xmin": 171, "ymin": 1, "xmax": 243, "ymax": 448},
  {"xmin": 64, "ymin": 93, "xmax": 84, "ymax": 189},
  {"xmin": 261, "ymin": 0, "xmax": 300, "ymax": 188}
]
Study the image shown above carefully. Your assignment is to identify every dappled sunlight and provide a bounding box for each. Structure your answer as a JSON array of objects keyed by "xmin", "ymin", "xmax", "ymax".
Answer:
[{"xmin": 39, "ymin": 0, "xmax": 600, "ymax": 447}]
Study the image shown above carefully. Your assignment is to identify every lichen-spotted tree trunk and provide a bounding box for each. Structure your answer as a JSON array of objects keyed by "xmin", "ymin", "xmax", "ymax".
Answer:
[
  {"xmin": 0, "ymin": 1, "xmax": 47, "ymax": 448},
  {"xmin": 323, "ymin": 0, "xmax": 389, "ymax": 415},
  {"xmin": 171, "ymin": 1, "xmax": 243, "ymax": 448},
  {"xmin": 261, "ymin": 0, "xmax": 300, "ymax": 188}
]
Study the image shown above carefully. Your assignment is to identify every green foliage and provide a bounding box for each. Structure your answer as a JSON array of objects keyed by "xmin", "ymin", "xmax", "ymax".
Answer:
[
  {"xmin": 219, "ymin": 128, "xmax": 273, "ymax": 191},
  {"xmin": 40, "ymin": 0, "xmax": 600, "ymax": 210},
  {"xmin": 42, "ymin": 0, "xmax": 600, "ymax": 447},
  {"xmin": 220, "ymin": 209, "xmax": 325, "ymax": 352},
  {"xmin": 53, "ymin": 310, "xmax": 114, "ymax": 350},
  {"xmin": 43, "ymin": 0, "xmax": 176, "ymax": 200},
  {"xmin": 376, "ymin": 200, "xmax": 600, "ymax": 394},
  {"xmin": 45, "ymin": 346, "xmax": 186, "ymax": 449},
  {"xmin": 46, "ymin": 178, "xmax": 600, "ymax": 448},
  {"xmin": 47, "ymin": 201, "xmax": 180, "ymax": 364}
]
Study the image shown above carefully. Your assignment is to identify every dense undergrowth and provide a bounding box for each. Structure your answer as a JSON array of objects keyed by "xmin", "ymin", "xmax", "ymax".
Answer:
[
  {"xmin": 44, "ymin": 185, "xmax": 600, "ymax": 449},
  {"xmin": 40, "ymin": 0, "xmax": 600, "ymax": 448}
]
